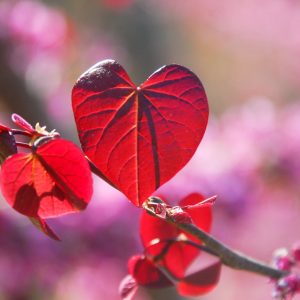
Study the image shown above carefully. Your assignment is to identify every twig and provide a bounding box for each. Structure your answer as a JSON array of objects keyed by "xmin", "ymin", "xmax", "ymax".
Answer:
[{"xmin": 144, "ymin": 205, "xmax": 287, "ymax": 279}]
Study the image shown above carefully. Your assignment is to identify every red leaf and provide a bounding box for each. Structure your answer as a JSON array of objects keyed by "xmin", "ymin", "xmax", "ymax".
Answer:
[
  {"xmin": 177, "ymin": 256, "xmax": 222, "ymax": 296},
  {"xmin": 140, "ymin": 208, "xmax": 178, "ymax": 248},
  {"xmin": 72, "ymin": 60, "xmax": 208, "ymax": 206},
  {"xmin": 179, "ymin": 193, "xmax": 213, "ymax": 234},
  {"xmin": 128, "ymin": 255, "xmax": 173, "ymax": 288},
  {"xmin": 0, "ymin": 124, "xmax": 11, "ymax": 131},
  {"xmin": 11, "ymin": 113, "xmax": 35, "ymax": 133},
  {"xmin": 140, "ymin": 193, "xmax": 212, "ymax": 277},
  {"xmin": 0, "ymin": 138, "xmax": 93, "ymax": 218},
  {"xmin": 29, "ymin": 216, "xmax": 60, "ymax": 241},
  {"xmin": 145, "ymin": 240, "xmax": 201, "ymax": 279},
  {"xmin": 119, "ymin": 275, "xmax": 138, "ymax": 300}
]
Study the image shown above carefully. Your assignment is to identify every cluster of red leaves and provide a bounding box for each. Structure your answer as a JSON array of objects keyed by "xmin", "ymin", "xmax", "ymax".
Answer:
[
  {"xmin": 1, "ymin": 59, "xmax": 208, "ymax": 222},
  {"xmin": 0, "ymin": 60, "xmax": 217, "ymax": 297},
  {"xmin": 120, "ymin": 193, "xmax": 221, "ymax": 300},
  {"xmin": 0, "ymin": 114, "xmax": 93, "ymax": 240}
]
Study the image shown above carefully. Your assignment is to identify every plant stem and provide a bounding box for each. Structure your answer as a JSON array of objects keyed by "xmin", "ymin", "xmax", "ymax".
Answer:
[
  {"xmin": 176, "ymin": 222, "xmax": 285, "ymax": 278},
  {"xmin": 144, "ymin": 205, "xmax": 286, "ymax": 279}
]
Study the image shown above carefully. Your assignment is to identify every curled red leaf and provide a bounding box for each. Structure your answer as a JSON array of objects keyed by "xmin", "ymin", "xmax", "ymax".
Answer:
[
  {"xmin": 0, "ymin": 138, "xmax": 93, "ymax": 218},
  {"xmin": 11, "ymin": 113, "xmax": 35, "ymax": 133},
  {"xmin": 72, "ymin": 60, "xmax": 208, "ymax": 206}
]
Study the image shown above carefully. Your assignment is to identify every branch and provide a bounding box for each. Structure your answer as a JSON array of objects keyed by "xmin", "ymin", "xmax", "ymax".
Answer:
[{"xmin": 143, "ymin": 205, "xmax": 286, "ymax": 280}]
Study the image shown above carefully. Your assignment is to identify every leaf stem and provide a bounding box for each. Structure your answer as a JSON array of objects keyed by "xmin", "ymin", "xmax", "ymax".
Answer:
[{"xmin": 144, "ymin": 205, "xmax": 286, "ymax": 279}]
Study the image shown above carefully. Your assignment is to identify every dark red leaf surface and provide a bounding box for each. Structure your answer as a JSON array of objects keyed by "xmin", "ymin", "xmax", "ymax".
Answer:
[
  {"xmin": 145, "ymin": 240, "xmax": 202, "ymax": 279},
  {"xmin": 72, "ymin": 60, "xmax": 208, "ymax": 206},
  {"xmin": 0, "ymin": 138, "xmax": 93, "ymax": 218},
  {"xmin": 140, "ymin": 208, "xmax": 178, "ymax": 248},
  {"xmin": 179, "ymin": 193, "xmax": 212, "ymax": 237},
  {"xmin": 142, "ymin": 243, "xmax": 221, "ymax": 296},
  {"xmin": 128, "ymin": 255, "xmax": 172, "ymax": 288},
  {"xmin": 140, "ymin": 193, "xmax": 212, "ymax": 277}
]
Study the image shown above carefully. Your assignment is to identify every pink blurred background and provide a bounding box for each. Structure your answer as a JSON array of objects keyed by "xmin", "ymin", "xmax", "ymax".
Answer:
[{"xmin": 0, "ymin": 0, "xmax": 300, "ymax": 299}]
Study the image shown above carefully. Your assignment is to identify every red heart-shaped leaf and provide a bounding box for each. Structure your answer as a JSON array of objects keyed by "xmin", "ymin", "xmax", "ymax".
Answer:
[
  {"xmin": 0, "ymin": 138, "xmax": 93, "ymax": 218},
  {"xmin": 72, "ymin": 60, "xmax": 208, "ymax": 206}
]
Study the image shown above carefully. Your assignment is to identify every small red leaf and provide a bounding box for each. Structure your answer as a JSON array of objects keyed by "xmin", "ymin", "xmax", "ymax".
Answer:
[
  {"xmin": 145, "ymin": 240, "xmax": 201, "ymax": 279},
  {"xmin": 177, "ymin": 257, "xmax": 222, "ymax": 296},
  {"xmin": 11, "ymin": 113, "xmax": 35, "ymax": 133},
  {"xmin": 72, "ymin": 60, "xmax": 208, "ymax": 206},
  {"xmin": 140, "ymin": 209, "xmax": 178, "ymax": 248},
  {"xmin": 29, "ymin": 216, "xmax": 60, "ymax": 241},
  {"xmin": 119, "ymin": 275, "xmax": 138, "ymax": 300},
  {"xmin": 179, "ymin": 193, "xmax": 213, "ymax": 233},
  {"xmin": 0, "ymin": 138, "xmax": 93, "ymax": 218},
  {"xmin": 128, "ymin": 255, "xmax": 173, "ymax": 288},
  {"xmin": 141, "ymin": 209, "xmax": 197, "ymax": 278}
]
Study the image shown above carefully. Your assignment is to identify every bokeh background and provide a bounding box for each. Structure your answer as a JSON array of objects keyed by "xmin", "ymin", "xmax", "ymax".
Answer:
[{"xmin": 1, "ymin": 0, "xmax": 300, "ymax": 299}]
